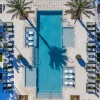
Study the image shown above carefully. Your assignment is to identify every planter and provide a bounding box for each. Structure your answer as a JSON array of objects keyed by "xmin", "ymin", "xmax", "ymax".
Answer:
[
  {"xmin": 76, "ymin": 54, "xmax": 81, "ymax": 60},
  {"xmin": 17, "ymin": 54, "xmax": 23, "ymax": 60}
]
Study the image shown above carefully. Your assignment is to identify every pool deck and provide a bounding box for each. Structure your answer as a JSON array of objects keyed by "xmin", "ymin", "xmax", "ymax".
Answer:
[{"xmin": 0, "ymin": 0, "xmax": 100, "ymax": 100}]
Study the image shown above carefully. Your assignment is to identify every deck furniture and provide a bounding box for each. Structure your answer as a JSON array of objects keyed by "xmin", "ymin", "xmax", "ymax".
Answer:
[
  {"xmin": 87, "ymin": 52, "xmax": 96, "ymax": 57},
  {"xmin": 4, "ymin": 27, "xmax": 13, "ymax": 32},
  {"xmin": 7, "ymin": 43, "xmax": 13, "ymax": 47},
  {"xmin": 28, "ymin": 36, "xmax": 34, "ymax": 41},
  {"xmin": 87, "ymin": 68, "xmax": 96, "ymax": 72},
  {"xmin": 28, "ymin": 31, "xmax": 34, "ymax": 35},
  {"xmin": 7, "ymin": 48, "xmax": 13, "ymax": 52},
  {"xmin": 86, "ymin": 63, "xmax": 96, "ymax": 67},
  {"xmin": 3, "ymin": 22, "xmax": 13, "ymax": 28},
  {"xmin": 87, "ymin": 57, "xmax": 96, "ymax": 62},
  {"xmin": 87, "ymin": 48, "xmax": 96, "ymax": 52},
  {"xmin": 64, "ymin": 82, "xmax": 69, "ymax": 85},
  {"xmin": 69, "ymin": 82, "xmax": 74, "ymax": 85},
  {"xmin": 87, "ymin": 37, "xmax": 95, "ymax": 42},
  {"xmin": 87, "ymin": 42, "xmax": 96, "ymax": 47},
  {"xmin": 3, "ymin": 68, "xmax": 13, "ymax": 72},
  {"xmin": 87, "ymin": 78, "xmax": 95, "ymax": 83},
  {"xmin": 28, "ymin": 42, "xmax": 34, "ymax": 46},
  {"xmin": 87, "ymin": 89, "xmax": 95, "ymax": 93},
  {"xmin": 64, "ymin": 70, "xmax": 68, "ymax": 73},
  {"xmin": 88, "ymin": 73, "xmax": 96, "ymax": 78},
  {"xmin": 65, "ymin": 75, "xmax": 74, "ymax": 79}
]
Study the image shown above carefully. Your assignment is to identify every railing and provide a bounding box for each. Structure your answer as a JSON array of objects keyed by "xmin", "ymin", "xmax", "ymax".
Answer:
[{"xmin": 62, "ymin": 17, "xmax": 72, "ymax": 26}]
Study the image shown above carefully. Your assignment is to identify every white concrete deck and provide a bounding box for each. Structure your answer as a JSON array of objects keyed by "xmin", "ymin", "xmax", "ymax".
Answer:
[{"xmin": 0, "ymin": 0, "xmax": 100, "ymax": 100}]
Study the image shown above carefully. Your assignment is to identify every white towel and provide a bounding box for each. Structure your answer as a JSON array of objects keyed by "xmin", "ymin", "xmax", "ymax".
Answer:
[
  {"xmin": 69, "ymin": 76, "xmax": 74, "ymax": 78},
  {"xmin": 69, "ymin": 82, "xmax": 74, "ymax": 85},
  {"xmin": 69, "ymin": 70, "xmax": 73, "ymax": 73},
  {"xmin": 28, "ymin": 31, "xmax": 33, "ymax": 35},
  {"xmin": 64, "ymin": 82, "xmax": 69, "ymax": 85},
  {"xmin": 64, "ymin": 70, "xmax": 68, "ymax": 73}
]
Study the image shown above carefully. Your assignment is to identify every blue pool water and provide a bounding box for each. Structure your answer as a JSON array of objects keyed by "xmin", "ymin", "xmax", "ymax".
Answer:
[
  {"xmin": 63, "ymin": 27, "xmax": 74, "ymax": 47},
  {"xmin": 37, "ymin": 11, "xmax": 62, "ymax": 94}
]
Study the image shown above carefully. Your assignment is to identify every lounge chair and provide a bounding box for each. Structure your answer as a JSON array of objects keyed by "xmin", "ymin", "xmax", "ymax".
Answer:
[
  {"xmin": 87, "ymin": 52, "xmax": 96, "ymax": 56},
  {"xmin": 87, "ymin": 27, "xmax": 95, "ymax": 31},
  {"xmin": 7, "ymin": 68, "xmax": 13, "ymax": 72},
  {"xmin": 28, "ymin": 31, "xmax": 34, "ymax": 35},
  {"xmin": 87, "ymin": 38, "xmax": 95, "ymax": 42},
  {"xmin": 87, "ymin": 48, "xmax": 96, "ymax": 52},
  {"xmin": 87, "ymin": 63, "xmax": 96, "ymax": 67},
  {"xmin": 3, "ymin": 78, "xmax": 13, "ymax": 83},
  {"xmin": 3, "ymin": 57, "xmax": 9, "ymax": 63},
  {"xmin": 8, "ymin": 32, "xmax": 14, "ymax": 36},
  {"xmin": 87, "ymin": 78, "xmax": 95, "ymax": 83},
  {"xmin": 87, "ymin": 57, "xmax": 96, "ymax": 62},
  {"xmin": 69, "ymin": 70, "xmax": 74, "ymax": 73},
  {"xmin": 87, "ymin": 83, "xmax": 96, "ymax": 87},
  {"xmin": 7, "ymin": 63, "xmax": 12, "ymax": 67},
  {"xmin": 69, "ymin": 82, "xmax": 74, "ymax": 85},
  {"xmin": 28, "ymin": 41, "xmax": 34, "ymax": 46},
  {"xmin": 87, "ymin": 23, "xmax": 96, "ymax": 27},
  {"xmin": 7, "ymin": 48, "xmax": 13, "ymax": 52},
  {"xmin": 4, "ymin": 28, "xmax": 13, "ymax": 32},
  {"xmin": 65, "ymin": 75, "xmax": 74, "ymax": 79},
  {"xmin": 3, "ymin": 22, "xmax": 13, "ymax": 28},
  {"xmin": 88, "ymin": 73, "xmax": 96, "ymax": 78},
  {"xmin": 87, "ymin": 68, "xmax": 96, "ymax": 72},
  {"xmin": 64, "ymin": 70, "xmax": 68, "ymax": 73},
  {"xmin": 87, "ymin": 89, "xmax": 95, "ymax": 93},
  {"xmin": 64, "ymin": 82, "xmax": 69, "ymax": 85},
  {"xmin": 7, "ymin": 43, "xmax": 13, "ymax": 47},
  {"xmin": 87, "ymin": 42, "xmax": 96, "ymax": 47},
  {"xmin": 28, "ymin": 36, "xmax": 34, "ymax": 41}
]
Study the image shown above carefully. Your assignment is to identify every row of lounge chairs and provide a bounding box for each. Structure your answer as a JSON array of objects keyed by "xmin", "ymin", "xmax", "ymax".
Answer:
[
  {"xmin": 86, "ymin": 22, "xmax": 99, "ymax": 94},
  {"xmin": 2, "ymin": 22, "xmax": 14, "ymax": 92},
  {"xmin": 3, "ymin": 41, "xmax": 14, "ymax": 52},
  {"xmin": 3, "ymin": 22, "xmax": 14, "ymax": 33},
  {"xmin": 3, "ymin": 83, "xmax": 14, "ymax": 92},
  {"xmin": 25, "ymin": 29, "xmax": 37, "ymax": 47},
  {"xmin": 63, "ymin": 67, "xmax": 75, "ymax": 87}
]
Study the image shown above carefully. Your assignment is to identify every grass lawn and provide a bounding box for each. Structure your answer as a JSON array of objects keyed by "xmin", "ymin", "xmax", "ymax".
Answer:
[{"xmin": 0, "ymin": 53, "xmax": 2, "ymax": 62}]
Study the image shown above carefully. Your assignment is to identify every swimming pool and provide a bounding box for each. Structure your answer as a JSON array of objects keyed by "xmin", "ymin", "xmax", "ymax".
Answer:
[{"xmin": 37, "ymin": 11, "xmax": 62, "ymax": 97}]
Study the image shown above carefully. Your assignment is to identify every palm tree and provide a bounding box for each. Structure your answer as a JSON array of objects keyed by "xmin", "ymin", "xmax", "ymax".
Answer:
[
  {"xmin": 64, "ymin": 0, "xmax": 95, "ymax": 23},
  {"xmin": 6, "ymin": 0, "xmax": 32, "ymax": 19}
]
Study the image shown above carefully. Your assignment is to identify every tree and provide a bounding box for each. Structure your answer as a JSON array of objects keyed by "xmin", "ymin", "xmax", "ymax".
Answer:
[
  {"xmin": 64, "ymin": 0, "xmax": 95, "ymax": 23},
  {"xmin": 6, "ymin": 0, "xmax": 32, "ymax": 19}
]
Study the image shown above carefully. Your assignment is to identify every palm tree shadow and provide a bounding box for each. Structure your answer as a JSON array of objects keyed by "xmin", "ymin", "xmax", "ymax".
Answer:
[
  {"xmin": 13, "ymin": 57, "xmax": 20, "ymax": 73},
  {"xmin": 49, "ymin": 46, "xmax": 67, "ymax": 70},
  {"xmin": 78, "ymin": 19, "xmax": 100, "ymax": 47},
  {"xmin": 21, "ymin": 57, "xmax": 33, "ymax": 70}
]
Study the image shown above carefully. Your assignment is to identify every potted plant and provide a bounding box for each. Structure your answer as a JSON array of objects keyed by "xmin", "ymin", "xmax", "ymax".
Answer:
[
  {"xmin": 17, "ymin": 54, "xmax": 23, "ymax": 60},
  {"xmin": 76, "ymin": 54, "xmax": 81, "ymax": 60}
]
